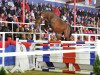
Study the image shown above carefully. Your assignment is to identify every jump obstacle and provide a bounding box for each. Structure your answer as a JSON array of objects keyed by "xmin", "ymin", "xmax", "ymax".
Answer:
[
  {"xmin": 0, "ymin": 32, "xmax": 100, "ymax": 75},
  {"xmin": 0, "ymin": 21, "xmax": 99, "ymax": 74}
]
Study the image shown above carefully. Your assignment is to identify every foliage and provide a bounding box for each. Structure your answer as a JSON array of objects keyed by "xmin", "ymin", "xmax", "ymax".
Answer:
[
  {"xmin": 93, "ymin": 55, "xmax": 100, "ymax": 75},
  {"xmin": 0, "ymin": 67, "xmax": 6, "ymax": 75}
]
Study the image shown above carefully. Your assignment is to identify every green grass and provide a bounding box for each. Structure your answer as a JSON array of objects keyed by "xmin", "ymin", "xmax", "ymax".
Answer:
[{"xmin": 7, "ymin": 70, "xmax": 84, "ymax": 75}]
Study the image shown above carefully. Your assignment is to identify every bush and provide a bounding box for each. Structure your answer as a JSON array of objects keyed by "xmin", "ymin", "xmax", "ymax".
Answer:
[
  {"xmin": 0, "ymin": 67, "xmax": 6, "ymax": 75},
  {"xmin": 93, "ymin": 55, "xmax": 100, "ymax": 75}
]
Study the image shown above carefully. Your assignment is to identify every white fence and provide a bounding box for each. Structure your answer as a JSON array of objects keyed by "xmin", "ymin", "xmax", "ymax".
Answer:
[{"xmin": 0, "ymin": 32, "xmax": 99, "ymax": 74}]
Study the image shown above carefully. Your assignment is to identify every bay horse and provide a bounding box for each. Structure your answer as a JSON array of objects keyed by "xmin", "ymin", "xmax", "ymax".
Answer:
[{"xmin": 34, "ymin": 11, "xmax": 72, "ymax": 41}]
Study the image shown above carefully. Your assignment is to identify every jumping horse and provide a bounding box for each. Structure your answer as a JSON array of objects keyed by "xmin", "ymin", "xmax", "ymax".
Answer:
[{"xmin": 34, "ymin": 11, "xmax": 72, "ymax": 41}]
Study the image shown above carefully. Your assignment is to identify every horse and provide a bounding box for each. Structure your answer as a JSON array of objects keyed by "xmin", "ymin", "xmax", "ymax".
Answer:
[{"xmin": 34, "ymin": 11, "xmax": 72, "ymax": 41}]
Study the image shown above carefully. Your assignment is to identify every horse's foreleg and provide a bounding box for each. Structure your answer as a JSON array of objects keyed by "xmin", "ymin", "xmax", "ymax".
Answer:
[
  {"xmin": 55, "ymin": 33, "xmax": 62, "ymax": 40},
  {"xmin": 64, "ymin": 29, "xmax": 71, "ymax": 41}
]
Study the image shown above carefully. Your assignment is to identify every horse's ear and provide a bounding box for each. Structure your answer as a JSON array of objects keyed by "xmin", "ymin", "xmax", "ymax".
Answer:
[
  {"xmin": 39, "ymin": 11, "xmax": 43, "ymax": 16},
  {"xmin": 35, "ymin": 12, "xmax": 40, "ymax": 19},
  {"xmin": 39, "ymin": 12, "xmax": 41, "ymax": 16}
]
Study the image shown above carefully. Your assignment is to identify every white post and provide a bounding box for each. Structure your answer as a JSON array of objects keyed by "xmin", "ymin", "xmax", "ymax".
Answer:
[
  {"xmin": 2, "ymin": 33, "xmax": 5, "ymax": 67},
  {"xmin": 11, "ymin": 38, "xmax": 25, "ymax": 73},
  {"xmin": 74, "ymin": 34, "xmax": 77, "ymax": 41},
  {"xmin": 69, "ymin": 63, "xmax": 74, "ymax": 71},
  {"xmin": 12, "ymin": 21, "xmax": 14, "ymax": 39},
  {"xmin": 2, "ymin": 33, "xmax": 9, "ymax": 73},
  {"xmin": 96, "ymin": 40, "xmax": 100, "ymax": 58},
  {"xmin": 40, "ymin": 24, "xmax": 42, "ymax": 40},
  {"xmin": 88, "ymin": 35, "xmax": 91, "ymax": 42}
]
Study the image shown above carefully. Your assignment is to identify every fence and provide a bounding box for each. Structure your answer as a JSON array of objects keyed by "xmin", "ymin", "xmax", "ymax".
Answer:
[{"xmin": 0, "ymin": 21, "xmax": 99, "ymax": 74}]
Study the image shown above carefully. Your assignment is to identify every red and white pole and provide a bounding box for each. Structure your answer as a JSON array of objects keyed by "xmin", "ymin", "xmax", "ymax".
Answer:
[
  {"xmin": 74, "ymin": 0, "xmax": 76, "ymax": 32},
  {"xmin": 22, "ymin": 0, "xmax": 25, "ymax": 23}
]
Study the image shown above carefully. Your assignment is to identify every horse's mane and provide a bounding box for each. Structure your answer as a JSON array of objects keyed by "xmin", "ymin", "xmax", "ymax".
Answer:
[{"xmin": 40, "ymin": 11, "xmax": 62, "ymax": 21}]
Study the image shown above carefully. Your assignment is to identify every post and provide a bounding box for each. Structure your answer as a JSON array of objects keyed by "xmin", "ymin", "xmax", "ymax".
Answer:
[
  {"xmin": 74, "ymin": 0, "xmax": 76, "ymax": 32},
  {"xmin": 12, "ymin": 21, "xmax": 14, "ymax": 39},
  {"xmin": 22, "ymin": 0, "xmax": 25, "ymax": 23},
  {"xmin": 2, "ymin": 33, "xmax": 8, "ymax": 73},
  {"xmin": 97, "ymin": 40, "xmax": 100, "ymax": 58},
  {"xmin": 2, "ymin": 33, "xmax": 5, "ymax": 67}
]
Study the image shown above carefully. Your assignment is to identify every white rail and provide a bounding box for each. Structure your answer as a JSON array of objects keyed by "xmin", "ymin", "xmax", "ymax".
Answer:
[{"xmin": 0, "ymin": 49, "xmax": 96, "ymax": 57}]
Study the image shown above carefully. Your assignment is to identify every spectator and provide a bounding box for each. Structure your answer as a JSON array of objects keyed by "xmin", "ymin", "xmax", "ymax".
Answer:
[
  {"xmin": 14, "ymin": 0, "xmax": 20, "ymax": 8},
  {"xmin": 54, "ymin": 6, "xmax": 60, "ymax": 17},
  {"xmin": 29, "ymin": 1, "xmax": 35, "ymax": 11},
  {"xmin": 38, "ymin": 2, "xmax": 43, "ymax": 12},
  {"xmin": 0, "ymin": 0, "xmax": 2, "ymax": 6},
  {"xmin": 1, "ymin": 22, "xmax": 10, "ymax": 32},
  {"xmin": 2, "ymin": 6, "xmax": 7, "ymax": 15},
  {"xmin": 0, "ymin": 13, "xmax": 6, "ymax": 21},
  {"xmin": 0, "ymin": 18, "xmax": 3, "ymax": 31},
  {"xmin": 6, "ymin": 13, "xmax": 13, "ymax": 31},
  {"xmin": 12, "ymin": 15, "xmax": 19, "ymax": 32},
  {"xmin": 45, "ymin": 3, "xmax": 51, "ymax": 11},
  {"xmin": 30, "ymin": 10, "xmax": 35, "ymax": 21},
  {"xmin": 43, "ymin": 2, "xmax": 49, "ymax": 11},
  {"xmin": 8, "ymin": 0, "xmax": 14, "ymax": 7},
  {"xmin": 34, "ymin": 3, "xmax": 39, "ymax": 19},
  {"xmin": 9, "ymin": 6, "xmax": 16, "ymax": 16},
  {"xmin": 61, "ymin": 5, "xmax": 68, "ymax": 16},
  {"xmin": 62, "ymin": 13, "xmax": 67, "ymax": 22},
  {"xmin": 25, "ymin": 1, "xmax": 30, "ymax": 12},
  {"xmin": 0, "ymin": 34, "xmax": 2, "ymax": 40}
]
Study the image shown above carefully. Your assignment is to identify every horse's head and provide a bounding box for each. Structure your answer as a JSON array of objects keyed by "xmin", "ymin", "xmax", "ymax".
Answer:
[
  {"xmin": 40, "ymin": 12, "xmax": 47, "ymax": 20},
  {"xmin": 40, "ymin": 11, "xmax": 52, "ymax": 21},
  {"xmin": 34, "ymin": 11, "xmax": 53, "ymax": 29},
  {"xmin": 34, "ymin": 12, "xmax": 47, "ymax": 29}
]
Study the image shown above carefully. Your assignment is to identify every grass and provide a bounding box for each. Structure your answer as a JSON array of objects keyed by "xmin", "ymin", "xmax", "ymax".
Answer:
[{"xmin": 7, "ymin": 70, "xmax": 84, "ymax": 75}]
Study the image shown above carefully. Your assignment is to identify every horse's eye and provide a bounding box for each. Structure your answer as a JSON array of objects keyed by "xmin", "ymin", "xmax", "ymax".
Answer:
[{"xmin": 41, "ymin": 16, "xmax": 43, "ymax": 19}]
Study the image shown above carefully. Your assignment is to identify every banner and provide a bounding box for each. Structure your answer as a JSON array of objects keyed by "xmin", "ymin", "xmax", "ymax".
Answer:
[
  {"xmin": 92, "ymin": 0, "xmax": 96, "ymax": 5},
  {"xmin": 85, "ymin": 0, "xmax": 89, "ymax": 5},
  {"xmin": 85, "ymin": 0, "xmax": 96, "ymax": 5}
]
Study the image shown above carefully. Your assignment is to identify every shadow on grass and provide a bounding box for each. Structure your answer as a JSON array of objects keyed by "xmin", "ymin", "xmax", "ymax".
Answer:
[{"xmin": 7, "ymin": 71, "xmax": 84, "ymax": 75}]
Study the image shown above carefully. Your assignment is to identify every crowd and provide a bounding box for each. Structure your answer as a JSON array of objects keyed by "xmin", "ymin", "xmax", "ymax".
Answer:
[{"xmin": 0, "ymin": 0, "xmax": 99, "ymax": 40}]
